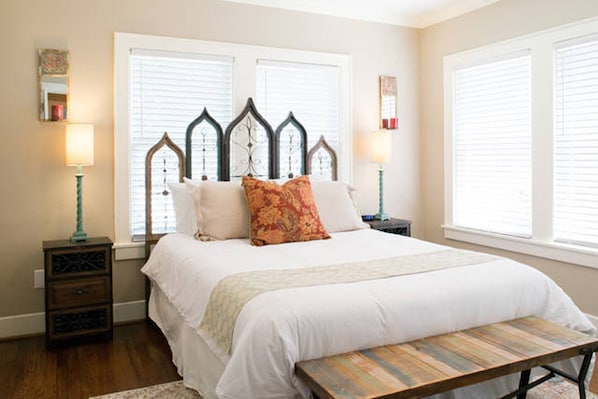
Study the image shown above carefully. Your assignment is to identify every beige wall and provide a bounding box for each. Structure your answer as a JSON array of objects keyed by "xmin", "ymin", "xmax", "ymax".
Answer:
[
  {"xmin": 0, "ymin": 0, "xmax": 420, "ymax": 319},
  {"xmin": 420, "ymin": 0, "xmax": 598, "ymax": 317}
]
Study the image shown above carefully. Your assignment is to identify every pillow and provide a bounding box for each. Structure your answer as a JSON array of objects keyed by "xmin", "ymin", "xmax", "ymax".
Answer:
[
  {"xmin": 167, "ymin": 181, "xmax": 198, "ymax": 235},
  {"xmin": 310, "ymin": 180, "xmax": 369, "ymax": 233},
  {"xmin": 196, "ymin": 181, "xmax": 250, "ymax": 240},
  {"xmin": 242, "ymin": 175, "xmax": 330, "ymax": 246}
]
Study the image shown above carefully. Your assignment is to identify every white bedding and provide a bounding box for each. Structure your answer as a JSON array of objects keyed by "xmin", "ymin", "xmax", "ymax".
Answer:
[{"xmin": 141, "ymin": 229, "xmax": 596, "ymax": 399}]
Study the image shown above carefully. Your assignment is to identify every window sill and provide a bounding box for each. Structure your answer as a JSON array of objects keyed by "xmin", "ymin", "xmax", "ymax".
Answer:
[
  {"xmin": 113, "ymin": 241, "xmax": 145, "ymax": 261},
  {"xmin": 442, "ymin": 225, "xmax": 598, "ymax": 270}
]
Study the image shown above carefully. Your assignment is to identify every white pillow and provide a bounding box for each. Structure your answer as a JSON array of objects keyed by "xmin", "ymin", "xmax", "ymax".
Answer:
[
  {"xmin": 310, "ymin": 180, "xmax": 369, "ymax": 233},
  {"xmin": 167, "ymin": 181, "xmax": 199, "ymax": 235},
  {"xmin": 196, "ymin": 181, "xmax": 250, "ymax": 240}
]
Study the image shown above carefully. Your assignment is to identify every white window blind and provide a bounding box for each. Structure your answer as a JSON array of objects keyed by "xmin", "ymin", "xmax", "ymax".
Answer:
[
  {"xmin": 130, "ymin": 51, "xmax": 233, "ymax": 238},
  {"xmin": 453, "ymin": 52, "xmax": 532, "ymax": 237},
  {"xmin": 256, "ymin": 60, "xmax": 340, "ymax": 177},
  {"xmin": 554, "ymin": 36, "xmax": 598, "ymax": 248}
]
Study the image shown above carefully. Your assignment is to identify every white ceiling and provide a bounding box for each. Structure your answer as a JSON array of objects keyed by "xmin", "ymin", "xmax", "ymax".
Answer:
[{"xmin": 218, "ymin": 0, "xmax": 502, "ymax": 28}]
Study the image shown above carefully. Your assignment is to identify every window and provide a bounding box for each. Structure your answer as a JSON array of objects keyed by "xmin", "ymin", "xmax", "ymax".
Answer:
[
  {"xmin": 452, "ymin": 52, "xmax": 532, "ymax": 237},
  {"xmin": 114, "ymin": 33, "xmax": 351, "ymax": 254},
  {"xmin": 554, "ymin": 35, "xmax": 598, "ymax": 248},
  {"xmin": 130, "ymin": 51, "xmax": 233, "ymax": 238},
  {"xmin": 256, "ymin": 60, "xmax": 340, "ymax": 178},
  {"xmin": 444, "ymin": 18, "xmax": 598, "ymax": 268}
]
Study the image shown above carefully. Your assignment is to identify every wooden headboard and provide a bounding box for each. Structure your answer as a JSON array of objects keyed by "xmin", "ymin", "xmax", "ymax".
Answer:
[{"xmin": 144, "ymin": 97, "xmax": 338, "ymax": 253}]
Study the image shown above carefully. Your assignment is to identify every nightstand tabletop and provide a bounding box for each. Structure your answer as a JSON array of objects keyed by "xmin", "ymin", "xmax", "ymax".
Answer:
[
  {"xmin": 43, "ymin": 236, "xmax": 112, "ymax": 250},
  {"xmin": 365, "ymin": 218, "xmax": 412, "ymax": 237}
]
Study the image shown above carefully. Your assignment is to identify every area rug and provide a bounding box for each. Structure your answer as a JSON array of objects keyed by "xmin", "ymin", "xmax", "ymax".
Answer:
[{"xmin": 90, "ymin": 377, "xmax": 596, "ymax": 399}]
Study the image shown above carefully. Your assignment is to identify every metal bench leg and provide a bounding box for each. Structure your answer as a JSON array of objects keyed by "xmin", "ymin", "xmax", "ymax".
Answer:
[
  {"xmin": 517, "ymin": 369, "xmax": 531, "ymax": 399},
  {"xmin": 542, "ymin": 351, "xmax": 594, "ymax": 399},
  {"xmin": 576, "ymin": 352, "xmax": 593, "ymax": 399},
  {"xmin": 500, "ymin": 370, "xmax": 554, "ymax": 399}
]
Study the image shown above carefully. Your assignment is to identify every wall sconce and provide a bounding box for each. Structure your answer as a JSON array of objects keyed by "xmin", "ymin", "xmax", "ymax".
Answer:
[
  {"xmin": 371, "ymin": 129, "xmax": 392, "ymax": 221},
  {"xmin": 66, "ymin": 124, "xmax": 94, "ymax": 242}
]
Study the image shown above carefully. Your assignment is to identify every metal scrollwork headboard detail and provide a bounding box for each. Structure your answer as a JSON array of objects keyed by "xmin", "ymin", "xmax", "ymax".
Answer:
[
  {"xmin": 223, "ymin": 98, "xmax": 276, "ymax": 180},
  {"xmin": 275, "ymin": 112, "xmax": 308, "ymax": 179}
]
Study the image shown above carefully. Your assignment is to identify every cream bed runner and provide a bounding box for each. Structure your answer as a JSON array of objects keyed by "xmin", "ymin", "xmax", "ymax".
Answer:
[{"xmin": 199, "ymin": 249, "xmax": 497, "ymax": 354}]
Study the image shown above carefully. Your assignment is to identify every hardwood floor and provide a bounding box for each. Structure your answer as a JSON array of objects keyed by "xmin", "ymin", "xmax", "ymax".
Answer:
[
  {"xmin": 0, "ymin": 320, "xmax": 596, "ymax": 398},
  {"xmin": 0, "ymin": 321, "xmax": 180, "ymax": 399}
]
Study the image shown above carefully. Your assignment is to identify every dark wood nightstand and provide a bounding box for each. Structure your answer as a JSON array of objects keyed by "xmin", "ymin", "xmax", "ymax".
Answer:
[
  {"xmin": 43, "ymin": 237, "xmax": 113, "ymax": 347},
  {"xmin": 365, "ymin": 218, "xmax": 411, "ymax": 237}
]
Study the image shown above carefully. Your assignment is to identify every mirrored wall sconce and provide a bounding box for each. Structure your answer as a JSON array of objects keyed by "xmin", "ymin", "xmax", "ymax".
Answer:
[
  {"xmin": 379, "ymin": 75, "xmax": 398, "ymax": 130},
  {"xmin": 39, "ymin": 49, "xmax": 70, "ymax": 122}
]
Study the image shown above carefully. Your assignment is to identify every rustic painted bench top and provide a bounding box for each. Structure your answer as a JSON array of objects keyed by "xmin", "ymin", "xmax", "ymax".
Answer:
[{"xmin": 295, "ymin": 316, "xmax": 598, "ymax": 399}]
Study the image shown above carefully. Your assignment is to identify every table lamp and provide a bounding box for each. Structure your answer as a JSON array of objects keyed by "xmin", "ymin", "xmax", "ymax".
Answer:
[
  {"xmin": 66, "ymin": 124, "xmax": 94, "ymax": 242},
  {"xmin": 371, "ymin": 129, "xmax": 392, "ymax": 221}
]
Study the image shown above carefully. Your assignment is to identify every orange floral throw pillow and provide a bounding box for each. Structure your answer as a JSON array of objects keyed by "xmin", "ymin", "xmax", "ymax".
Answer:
[{"xmin": 242, "ymin": 175, "xmax": 330, "ymax": 246}]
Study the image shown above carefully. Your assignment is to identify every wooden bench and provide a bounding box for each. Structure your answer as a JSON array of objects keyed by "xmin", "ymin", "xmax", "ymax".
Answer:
[{"xmin": 296, "ymin": 317, "xmax": 598, "ymax": 399}]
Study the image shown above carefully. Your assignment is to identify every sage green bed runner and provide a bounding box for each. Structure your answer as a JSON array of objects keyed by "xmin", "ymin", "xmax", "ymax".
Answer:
[{"xmin": 199, "ymin": 249, "xmax": 497, "ymax": 354}]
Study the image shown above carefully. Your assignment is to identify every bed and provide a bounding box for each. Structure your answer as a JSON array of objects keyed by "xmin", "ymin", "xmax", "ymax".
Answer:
[{"xmin": 141, "ymin": 98, "xmax": 596, "ymax": 399}]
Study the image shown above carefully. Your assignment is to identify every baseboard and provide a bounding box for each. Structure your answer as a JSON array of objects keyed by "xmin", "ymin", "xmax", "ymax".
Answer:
[
  {"xmin": 0, "ymin": 300, "xmax": 147, "ymax": 340},
  {"xmin": 0, "ymin": 311, "xmax": 45, "ymax": 339}
]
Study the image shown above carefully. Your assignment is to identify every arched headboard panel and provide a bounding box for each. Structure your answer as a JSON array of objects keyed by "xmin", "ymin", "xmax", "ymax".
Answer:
[
  {"xmin": 223, "ymin": 98, "xmax": 276, "ymax": 180},
  {"xmin": 275, "ymin": 112, "xmax": 308, "ymax": 179},
  {"xmin": 185, "ymin": 107, "xmax": 224, "ymax": 181},
  {"xmin": 307, "ymin": 135, "xmax": 338, "ymax": 181},
  {"xmin": 144, "ymin": 132, "xmax": 185, "ymax": 256}
]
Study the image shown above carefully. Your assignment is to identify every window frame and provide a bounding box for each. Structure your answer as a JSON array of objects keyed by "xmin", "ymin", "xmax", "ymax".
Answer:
[
  {"xmin": 114, "ymin": 32, "xmax": 352, "ymax": 258},
  {"xmin": 443, "ymin": 17, "xmax": 598, "ymax": 269}
]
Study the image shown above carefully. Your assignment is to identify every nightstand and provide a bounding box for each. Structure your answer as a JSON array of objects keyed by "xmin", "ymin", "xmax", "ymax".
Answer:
[
  {"xmin": 365, "ymin": 218, "xmax": 411, "ymax": 237},
  {"xmin": 43, "ymin": 237, "xmax": 113, "ymax": 347}
]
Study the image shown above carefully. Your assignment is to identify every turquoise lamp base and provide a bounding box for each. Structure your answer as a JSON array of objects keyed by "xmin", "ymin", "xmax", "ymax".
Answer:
[
  {"xmin": 71, "ymin": 167, "xmax": 88, "ymax": 242},
  {"xmin": 375, "ymin": 165, "xmax": 389, "ymax": 221},
  {"xmin": 374, "ymin": 212, "xmax": 390, "ymax": 221},
  {"xmin": 71, "ymin": 230, "xmax": 88, "ymax": 242}
]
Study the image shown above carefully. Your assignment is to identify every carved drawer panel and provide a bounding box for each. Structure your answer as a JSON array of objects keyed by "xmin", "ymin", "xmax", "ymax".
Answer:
[
  {"xmin": 46, "ymin": 246, "xmax": 110, "ymax": 279},
  {"xmin": 47, "ymin": 304, "xmax": 112, "ymax": 341},
  {"xmin": 47, "ymin": 276, "xmax": 110, "ymax": 310}
]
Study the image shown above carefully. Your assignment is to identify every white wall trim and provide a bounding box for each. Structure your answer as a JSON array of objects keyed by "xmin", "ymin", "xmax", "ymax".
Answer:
[
  {"xmin": 0, "ymin": 300, "xmax": 147, "ymax": 340},
  {"xmin": 443, "ymin": 225, "xmax": 598, "ymax": 270},
  {"xmin": 114, "ymin": 242, "xmax": 145, "ymax": 261},
  {"xmin": 0, "ymin": 311, "xmax": 45, "ymax": 339}
]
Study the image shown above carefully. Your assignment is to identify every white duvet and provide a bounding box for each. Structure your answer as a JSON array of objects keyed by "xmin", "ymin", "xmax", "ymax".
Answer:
[{"xmin": 141, "ymin": 229, "xmax": 595, "ymax": 399}]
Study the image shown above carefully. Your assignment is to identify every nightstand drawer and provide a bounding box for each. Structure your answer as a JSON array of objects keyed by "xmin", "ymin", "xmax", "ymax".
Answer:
[
  {"xmin": 46, "ymin": 245, "xmax": 111, "ymax": 279},
  {"xmin": 47, "ymin": 304, "xmax": 112, "ymax": 342},
  {"xmin": 47, "ymin": 276, "xmax": 110, "ymax": 309}
]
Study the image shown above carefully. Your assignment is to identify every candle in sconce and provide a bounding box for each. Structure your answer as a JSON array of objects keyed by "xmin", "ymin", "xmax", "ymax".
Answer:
[
  {"xmin": 389, "ymin": 118, "xmax": 398, "ymax": 129},
  {"xmin": 52, "ymin": 105, "xmax": 64, "ymax": 121},
  {"xmin": 382, "ymin": 118, "xmax": 389, "ymax": 129}
]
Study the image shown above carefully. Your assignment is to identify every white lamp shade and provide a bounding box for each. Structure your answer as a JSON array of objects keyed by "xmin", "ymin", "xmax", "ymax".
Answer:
[
  {"xmin": 371, "ymin": 129, "xmax": 392, "ymax": 164},
  {"xmin": 66, "ymin": 124, "xmax": 94, "ymax": 166}
]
